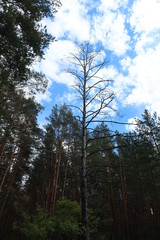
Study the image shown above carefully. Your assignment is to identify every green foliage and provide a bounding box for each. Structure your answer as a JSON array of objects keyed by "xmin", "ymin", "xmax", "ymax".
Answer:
[
  {"xmin": 13, "ymin": 205, "xmax": 48, "ymax": 240},
  {"xmin": 0, "ymin": 0, "xmax": 61, "ymax": 85},
  {"xmin": 88, "ymin": 208, "xmax": 100, "ymax": 234},
  {"xmin": 13, "ymin": 198, "xmax": 81, "ymax": 240},
  {"xmin": 48, "ymin": 198, "xmax": 82, "ymax": 240},
  {"xmin": 92, "ymin": 204, "xmax": 113, "ymax": 240},
  {"xmin": 0, "ymin": 1, "xmax": 61, "ymax": 235}
]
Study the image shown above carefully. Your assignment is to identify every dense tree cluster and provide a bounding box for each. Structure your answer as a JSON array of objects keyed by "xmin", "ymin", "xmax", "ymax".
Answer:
[
  {"xmin": 1, "ymin": 101, "xmax": 160, "ymax": 240},
  {"xmin": 1, "ymin": 1, "xmax": 160, "ymax": 240}
]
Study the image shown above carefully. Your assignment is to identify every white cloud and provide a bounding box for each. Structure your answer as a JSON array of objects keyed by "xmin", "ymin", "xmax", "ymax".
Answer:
[
  {"xmin": 35, "ymin": 40, "xmax": 77, "ymax": 86},
  {"xmin": 120, "ymin": 56, "xmax": 132, "ymax": 72},
  {"xmin": 114, "ymin": 74, "xmax": 133, "ymax": 103},
  {"xmin": 134, "ymin": 33, "xmax": 155, "ymax": 54},
  {"xmin": 110, "ymin": 0, "xmax": 160, "ymax": 116},
  {"xmin": 125, "ymin": 43, "xmax": 160, "ymax": 114},
  {"xmin": 35, "ymin": 89, "xmax": 52, "ymax": 103},
  {"xmin": 98, "ymin": 0, "xmax": 129, "ymax": 11},
  {"xmin": 92, "ymin": 9, "xmax": 130, "ymax": 56},
  {"xmin": 130, "ymin": 0, "xmax": 160, "ymax": 34},
  {"xmin": 129, "ymin": 0, "xmax": 160, "ymax": 55},
  {"xmin": 44, "ymin": 0, "xmax": 90, "ymax": 41},
  {"xmin": 36, "ymin": 0, "xmax": 160, "ymax": 121},
  {"xmin": 106, "ymin": 14, "xmax": 130, "ymax": 55},
  {"xmin": 55, "ymin": 92, "xmax": 78, "ymax": 105},
  {"xmin": 126, "ymin": 117, "xmax": 138, "ymax": 132},
  {"xmin": 106, "ymin": 65, "xmax": 118, "ymax": 79}
]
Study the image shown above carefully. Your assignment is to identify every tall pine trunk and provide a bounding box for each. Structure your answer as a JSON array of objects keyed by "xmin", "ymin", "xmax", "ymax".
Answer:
[{"xmin": 81, "ymin": 61, "xmax": 89, "ymax": 240}]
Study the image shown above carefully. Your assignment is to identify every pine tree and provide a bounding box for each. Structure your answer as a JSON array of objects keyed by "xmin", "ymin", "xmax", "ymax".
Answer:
[{"xmin": 67, "ymin": 42, "xmax": 115, "ymax": 240}]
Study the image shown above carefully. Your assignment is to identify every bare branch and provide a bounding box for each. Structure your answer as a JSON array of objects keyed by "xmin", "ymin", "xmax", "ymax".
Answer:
[
  {"xmin": 67, "ymin": 105, "xmax": 83, "ymax": 114},
  {"xmin": 86, "ymin": 95, "xmax": 115, "ymax": 126},
  {"xmin": 67, "ymin": 49, "xmax": 84, "ymax": 68},
  {"xmin": 86, "ymin": 100, "xmax": 105, "ymax": 127},
  {"xmin": 66, "ymin": 69, "xmax": 84, "ymax": 85},
  {"xmin": 86, "ymin": 79, "xmax": 110, "ymax": 94},
  {"xmin": 72, "ymin": 85, "xmax": 84, "ymax": 97},
  {"xmin": 87, "ymin": 132, "xmax": 137, "ymax": 144},
  {"xmin": 86, "ymin": 61, "xmax": 107, "ymax": 81},
  {"xmin": 87, "ymin": 120, "xmax": 139, "ymax": 125},
  {"xmin": 86, "ymin": 84, "xmax": 113, "ymax": 107}
]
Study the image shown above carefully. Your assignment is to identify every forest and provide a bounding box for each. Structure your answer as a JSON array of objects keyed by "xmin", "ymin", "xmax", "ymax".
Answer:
[{"xmin": 1, "ymin": 1, "xmax": 160, "ymax": 240}]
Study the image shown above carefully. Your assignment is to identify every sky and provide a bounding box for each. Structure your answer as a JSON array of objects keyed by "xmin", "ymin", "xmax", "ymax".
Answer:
[{"xmin": 34, "ymin": 0, "xmax": 160, "ymax": 132}]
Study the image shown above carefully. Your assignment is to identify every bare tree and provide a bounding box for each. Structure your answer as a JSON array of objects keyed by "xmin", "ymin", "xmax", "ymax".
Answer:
[{"xmin": 67, "ymin": 42, "xmax": 115, "ymax": 240}]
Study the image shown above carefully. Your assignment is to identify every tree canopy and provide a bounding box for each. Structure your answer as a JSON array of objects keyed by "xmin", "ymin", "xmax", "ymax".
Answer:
[{"xmin": 0, "ymin": 0, "xmax": 61, "ymax": 86}]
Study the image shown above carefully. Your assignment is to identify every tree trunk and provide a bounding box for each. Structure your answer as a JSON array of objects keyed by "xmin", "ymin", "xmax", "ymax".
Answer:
[
  {"xmin": 49, "ymin": 140, "xmax": 59, "ymax": 215},
  {"xmin": 50, "ymin": 131, "xmax": 63, "ymax": 216},
  {"xmin": 62, "ymin": 144, "xmax": 70, "ymax": 198},
  {"xmin": 106, "ymin": 150, "xmax": 117, "ymax": 239},
  {"xmin": 119, "ymin": 159, "xmax": 129, "ymax": 239},
  {"xmin": 0, "ymin": 138, "xmax": 20, "ymax": 191},
  {"xmin": 0, "ymin": 120, "xmax": 14, "ymax": 162},
  {"xmin": 81, "ymin": 61, "xmax": 89, "ymax": 240},
  {"xmin": 0, "ymin": 136, "xmax": 8, "ymax": 162}
]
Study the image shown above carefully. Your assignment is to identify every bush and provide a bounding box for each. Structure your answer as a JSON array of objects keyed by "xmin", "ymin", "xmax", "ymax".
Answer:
[
  {"xmin": 13, "ymin": 198, "xmax": 81, "ymax": 240},
  {"xmin": 48, "ymin": 198, "xmax": 81, "ymax": 240}
]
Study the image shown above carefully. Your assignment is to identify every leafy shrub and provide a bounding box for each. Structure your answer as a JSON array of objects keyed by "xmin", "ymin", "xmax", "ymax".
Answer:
[{"xmin": 13, "ymin": 198, "xmax": 81, "ymax": 240}]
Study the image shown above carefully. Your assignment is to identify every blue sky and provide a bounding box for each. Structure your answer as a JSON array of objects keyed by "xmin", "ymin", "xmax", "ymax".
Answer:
[{"xmin": 34, "ymin": 0, "xmax": 160, "ymax": 132}]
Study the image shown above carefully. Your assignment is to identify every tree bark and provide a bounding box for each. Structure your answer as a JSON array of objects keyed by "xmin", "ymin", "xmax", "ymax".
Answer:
[
  {"xmin": 0, "ymin": 138, "xmax": 20, "ymax": 191},
  {"xmin": 81, "ymin": 57, "xmax": 89, "ymax": 240},
  {"xmin": 62, "ymin": 140, "xmax": 70, "ymax": 198},
  {"xmin": 52, "ymin": 138, "xmax": 63, "ymax": 215}
]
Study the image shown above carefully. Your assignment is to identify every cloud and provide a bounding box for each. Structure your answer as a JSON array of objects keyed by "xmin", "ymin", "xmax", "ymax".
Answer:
[
  {"xmin": 55, "ymin": 91, "xmax": 78, "ymax": 105},
  {"xmin": 126, "ymin": 117, "xmax": 138, "ymax": 132},
  {"xmin": 35, "ymin": 89, "xmax": 52, "ymax": 103},
  {"xmin": 112, "ymin": 0, "xmax": 160, "ymax": 116},
  {"xmin": 130, "ymin": 0, "xmax": 160, "ymax": 34},
  {"xmin": 92, "ymin": 9, "xmax": 130, "ymax": 56},
  {"xmin": 98, "ymin": 0, "xmax": 129, "ymax": 11},
  {"xmin": 34, "ymin": 40, "xmax": 77, "ymax": 86},
  {"xmin": 44, "ymin": 0, "xmax": 90, "ymax": 41},
  {"xmin": 129, "ymin": 0, "xmax": 160, "ymax": 54},
  {"xmin": 125, "ymin": 43, "xmax": 160, "ymax": 114},
  {"xmin": 35, "ymin": 0, "xmax": 160, "ymax": 121},
  {"xmin": 106, "ymin": 14, "xmax": 131, "ymax": 55},
  {"xmin": 43, "ymin": 0, "xmax": 131, "ymax": 57}
]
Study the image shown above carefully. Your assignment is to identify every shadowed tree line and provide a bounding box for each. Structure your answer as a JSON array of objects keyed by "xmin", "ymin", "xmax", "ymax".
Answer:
[{"xmin": 1, "ymin": 101, "xmax": 160, "ymax": 240}]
